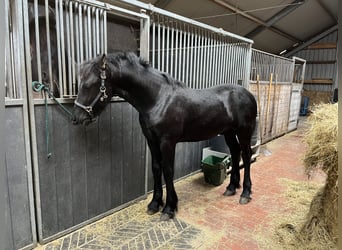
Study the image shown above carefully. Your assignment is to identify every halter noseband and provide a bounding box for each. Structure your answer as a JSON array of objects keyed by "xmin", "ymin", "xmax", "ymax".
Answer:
[{"xmin": 74, "ymin": 64, "xmax": 108, "ymax": 117}]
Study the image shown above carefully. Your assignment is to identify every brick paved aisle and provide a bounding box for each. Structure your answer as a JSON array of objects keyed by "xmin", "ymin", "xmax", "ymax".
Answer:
[{"xmin": 35, "ymin": 120, "xmax": 325, "ymax": 250}]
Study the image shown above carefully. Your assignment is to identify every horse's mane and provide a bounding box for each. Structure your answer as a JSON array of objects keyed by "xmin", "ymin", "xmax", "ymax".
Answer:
[
  {"xmin": 107, "ymin": 52, "xmax": 186, "ymax": 88},
  {"xmin": 80, "ymin": 52, "xmax": 185, "ymax": 88}
]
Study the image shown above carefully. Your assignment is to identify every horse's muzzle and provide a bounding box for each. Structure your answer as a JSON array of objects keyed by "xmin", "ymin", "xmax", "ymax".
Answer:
[{"xmin": 72, "ymin": 108, "xmax": 97, "ymax": 126}]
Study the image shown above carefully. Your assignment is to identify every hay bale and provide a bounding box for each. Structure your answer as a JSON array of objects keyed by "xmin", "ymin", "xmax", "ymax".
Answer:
[
  {"xmin": 302, "ymin": 90, "xmax": 331, "ymax": 111},
  {"xmin": 300, "ymin": 103, "xmax": 338, "ymax": 248}
]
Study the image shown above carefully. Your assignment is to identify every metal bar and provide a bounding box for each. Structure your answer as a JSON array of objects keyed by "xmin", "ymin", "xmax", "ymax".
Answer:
[
  {"xmin": 44, "ymin": 0, "xmax": 53, "ymax": 94},
  {"xmin": 223, "ymin": 38, "xmax": 228, "ymax": 84},
  {"xmin": 218, "ymin": 36, "xmax": 224, "ymax": 84},
  {"xmin": 166, "ymin": 18, "xmax": 170, "ymax": 73},
  {"xmin": 185, "ymin": 25, "xmax": 190, "ymax": 85},
  {"xmin": 21, "ymin": 0, "xmax": 38, "ymax": 244},
  {"xmin": 285, "ymin": 24, "xmax": 337, "ymax": 57},
  {"xmin": 151, "ymin": 16, "xmax": 155, "ymax": 68},
  {"xmin": 5, "ymin": 0, "xmax": 13, "ymax": 98},
  {"xmin": 232, "ymin": 44, "xmax": 237, "ymax": 84},
  {"xmin": 193, "ymin": 30, "xmax": 198, "ymax": 88},
  {"xmin": 96, "ymin": 8, "xmax": 100, "ymax": 55},
  {"xmin": 189, "ymin": 26, "xmax": 194, "ymax": 88},
  {"xmin": 170, "ymin": 20, "xmax": 174, "ymax": 77},
  {"xmin": 238, "ymin": 44, "xmax": 244, "ymax": 84},
  {"xmin": 66, "ymin": 1, "xmax": 72, "ymax": 96},
  {"xmin": 181, "ymin": 24, "xmax": 186, "ymax": 83},
  {"xmin": 174, "ymin": 22, "xmax": 179, "ymax": 80},
  {"xmin": 139, "ymin": 11, "xmax": 150, "ymax": 61},
  {"xmin": 103, "ymin": 10, "xmax": 107, "ymax": 53},
  {"xmin": 161, "ymin": 16, "xmax": 165, "ymax": 72},
  {"xmin": 199, "ymin": 30, "xmax": 204, "ymax": 89},
  {"xmin": 34, "ymin": 0, "xmax": 42, "ymax": 85},
  {"xmin": 195, "ymin": 30, "xmax": 201, "ymax": 88},
  {"xmin": 177, "ymin": 24, "xmax": 182, "ymax": 81},
  {"xmin": 213, "ymin": 35, "xmax": 218, "ymax": 85},
  {"xmin": 91, "ymin": 7, "xmax": 95, "ymax": 57},
  {"xmin": 79, "ymin": 4, "xmax": 84, "ymax": 63},
  {"xmin": 55, "ymin": 0, "xmax": 63, "ymax": 96},
  {"xmin": 100, "ymin": 9, "xmax": 104, "ymax": 54},
  {"xmin": 157, "ymin": 16, "xmax": 161, "ymax": 70},
  {"xmin": 83, "ymin": 5, "xmax": 88, "ymax": 60},
  {"xmin": 70, "ymin": 2, "xmax": 76, "ymax": 95},
  {"xmin": 59, "ymin": 0, "xmax": 67, "ymax": 96},
  {"xmin": 75, "ymin": 3, "xmax": 81, "ymax": 87},
  {"xmin": 244, "ymin": 43, "xmax": 253, "ymax": 88},
  {"xmin": 87, "ymin": 6, "xmax": 92, "ymax": 59},
  {"xmin": 207, "ymin": 33, "xmax": 213, "ymax": 87}
]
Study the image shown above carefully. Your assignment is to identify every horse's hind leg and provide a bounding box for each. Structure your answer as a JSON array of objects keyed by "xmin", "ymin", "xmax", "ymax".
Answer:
[
  {"xmin": 223, "ymin": 133, "xmax": 241, "ymax": 196},
  {"xmin": 237, "ymin": 133, "xmax": 253, "ymax": 204}
]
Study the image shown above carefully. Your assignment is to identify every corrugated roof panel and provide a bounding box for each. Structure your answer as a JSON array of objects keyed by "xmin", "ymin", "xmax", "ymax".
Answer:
[{"xmin": 274, "ymin": 0, "xmax": 335, "ymax": 41}]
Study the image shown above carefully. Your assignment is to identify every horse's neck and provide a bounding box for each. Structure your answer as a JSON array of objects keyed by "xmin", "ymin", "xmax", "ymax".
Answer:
[{"xmin": 112, "ymin": 68, "xmax": 162, "ymax": 113}]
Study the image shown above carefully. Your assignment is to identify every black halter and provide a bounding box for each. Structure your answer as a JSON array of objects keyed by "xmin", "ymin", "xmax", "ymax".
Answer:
[{"xmin": 74, "ymin": 65, "xmax": 108, "ymax": 117}]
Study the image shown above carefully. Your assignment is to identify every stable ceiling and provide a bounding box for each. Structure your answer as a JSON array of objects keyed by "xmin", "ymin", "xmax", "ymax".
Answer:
[{"xmin": 136, "ymin": 0, "xmax": 338, "ymax": 56}]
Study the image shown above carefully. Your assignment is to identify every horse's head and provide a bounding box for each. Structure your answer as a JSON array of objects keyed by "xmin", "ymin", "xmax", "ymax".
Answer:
[{"xmin": 72, "ymin": 54, "xmax": 111, "ymax": 125}]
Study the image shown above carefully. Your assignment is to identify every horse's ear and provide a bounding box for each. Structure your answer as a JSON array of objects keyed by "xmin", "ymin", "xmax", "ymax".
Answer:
[{"xmin": 100, "ymin": 54, "xmax": 106, "ymax": 69}]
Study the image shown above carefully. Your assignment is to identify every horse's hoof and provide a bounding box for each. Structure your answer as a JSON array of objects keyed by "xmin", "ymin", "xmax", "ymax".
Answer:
[
  {"xmin": 223, "ymin": 189, "xmax": 236, "ymax": 196},
  {"xmin": 239, "ymin": 196, "xmax": 251, "ymax": 204},
  {"xmin": 160, "ymin": 212, "xmax": 174, "ymax": 221},
  {"xmin": 147, "ymin": 208, "xmax": 159, "ymax": 215}
]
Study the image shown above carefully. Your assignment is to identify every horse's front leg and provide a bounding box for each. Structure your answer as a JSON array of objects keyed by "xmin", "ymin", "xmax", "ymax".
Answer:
[
  {"xmin": 160, "ymin": 139, "xmax": 178, "ymax": 221},
  {"xmin": 146, "ymin": 140, "xmax": 164, "ymax": 214}
]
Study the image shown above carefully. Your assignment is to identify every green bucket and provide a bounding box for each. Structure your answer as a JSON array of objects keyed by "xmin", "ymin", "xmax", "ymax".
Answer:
[{"xmin": 201, "ymin": 155, "xmax": 230, "ymax": 186}]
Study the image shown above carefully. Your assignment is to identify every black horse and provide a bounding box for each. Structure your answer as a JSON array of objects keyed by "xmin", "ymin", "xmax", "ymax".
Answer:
[{"xmin": 72, "ymin": 52, "xmax": 257, "ymax": 221}]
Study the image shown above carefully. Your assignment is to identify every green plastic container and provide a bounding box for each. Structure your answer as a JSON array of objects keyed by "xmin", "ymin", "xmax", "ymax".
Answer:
[{"xmin": 201, "ymin": 155, "xmax": 230, "ymax": 186}]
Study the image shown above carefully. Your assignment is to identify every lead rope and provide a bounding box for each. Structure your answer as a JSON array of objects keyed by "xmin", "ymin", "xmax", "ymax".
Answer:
[{"xmin": 32, "ymin": 81, "xmax": 73, "ymax": 158}]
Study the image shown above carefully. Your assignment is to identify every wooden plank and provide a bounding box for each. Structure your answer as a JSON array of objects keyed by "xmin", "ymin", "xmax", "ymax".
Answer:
[
  {"xmin": 304, "ymin": 79, "xmax": 333, "ymax": 85},
  {"xmin": 5, "ymin": 107, "xmax": 33, "ymax": 248},
  {"xmin": 111, "ymin": 102, "xmax": 124, "ymax": 206},
  {"xmin": 306, "ymin": 60, "xmax": 336, "ymax": 64},
  {"xmin": 306, "ymin": 43, "xmax": 336, "ymax": 49},
  {"xmin": 122, "ymin": 104, "xmax": 135, "ymax": 203},
  {"xmin": 132, "ymin": 107, "xmax": 145, "ymax": 196},
  {"xmin": 98, "ymin": 106, "xmax": 113, "ymax": 213},
  {"xmin": 34, "ymin": 105, "xmax": 58, "ymax": 238},
  {"xmin": 69, "ymin": 113, "xmax": 88, "ymax": 225},
  {"xmin": 85, "ymin": 115, "xmax": 100, "ymax": 218},
  {"xmin": 52, "ymin": 106, "xmax": 73, "ymax": 232}
]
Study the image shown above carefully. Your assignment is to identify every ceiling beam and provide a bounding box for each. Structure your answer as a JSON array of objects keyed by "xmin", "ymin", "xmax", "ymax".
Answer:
[
  {"xmin": 317, "ymin": 0, "xmax": 337, "ymax": 22},
  {"xmin": 212, "ymin": 0, "xmax": 301, "ymax": 43},
  {"xmin": 284, "ymin": 24, "xmax": 338, "ymax": 57},
  {"xmin": 246, "ymin": 0, "xmax": 304, "ymax": 39}
]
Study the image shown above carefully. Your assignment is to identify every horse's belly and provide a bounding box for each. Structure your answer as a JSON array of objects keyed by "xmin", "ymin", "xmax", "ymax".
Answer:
[{"xmin": 179, "ymin": 121, "xmax": 230, "ymax": 142}]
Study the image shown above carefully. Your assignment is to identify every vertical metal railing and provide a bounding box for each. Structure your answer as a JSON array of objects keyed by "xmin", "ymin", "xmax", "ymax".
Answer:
[
  {"xmin": 27, "ymin": 0, "xmax": 107, "ymax": 98},
  {"xmin": 250, "ymin": 49, "xmax": 294, "ymax": 83},
  {"xmin": 150, "ymin": 13, "xmax": 252, "ymax": 89}
]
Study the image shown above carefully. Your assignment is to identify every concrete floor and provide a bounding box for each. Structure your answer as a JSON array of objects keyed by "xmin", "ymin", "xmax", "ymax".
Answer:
[{"xmin": 35, "ymin": 120, "xmax": 325, "ymax": 250}]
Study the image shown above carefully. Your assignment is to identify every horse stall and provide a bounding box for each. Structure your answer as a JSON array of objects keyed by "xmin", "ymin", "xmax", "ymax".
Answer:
[
  {"xmin": 4, "ymin": 0, "xmax": 255, "ymax": 247},
  {"xmin": 249, "ymin": 49, "xmax": 306, "ymax": 143}
]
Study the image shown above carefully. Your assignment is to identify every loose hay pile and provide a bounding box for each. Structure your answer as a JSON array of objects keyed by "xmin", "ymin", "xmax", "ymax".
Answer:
[
  {"xmin": 255, "ymin": 103, "xmax": 338, "ymax": 250},
  {"xmin": 300, "ymin": 103, "xmax": 338, "ymax": 248}
]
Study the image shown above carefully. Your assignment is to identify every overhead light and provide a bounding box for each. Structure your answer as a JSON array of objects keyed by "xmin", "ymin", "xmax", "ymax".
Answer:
[{"xmin": 279, "ymin": 49, "xmax": 287, "ymax": 55}]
